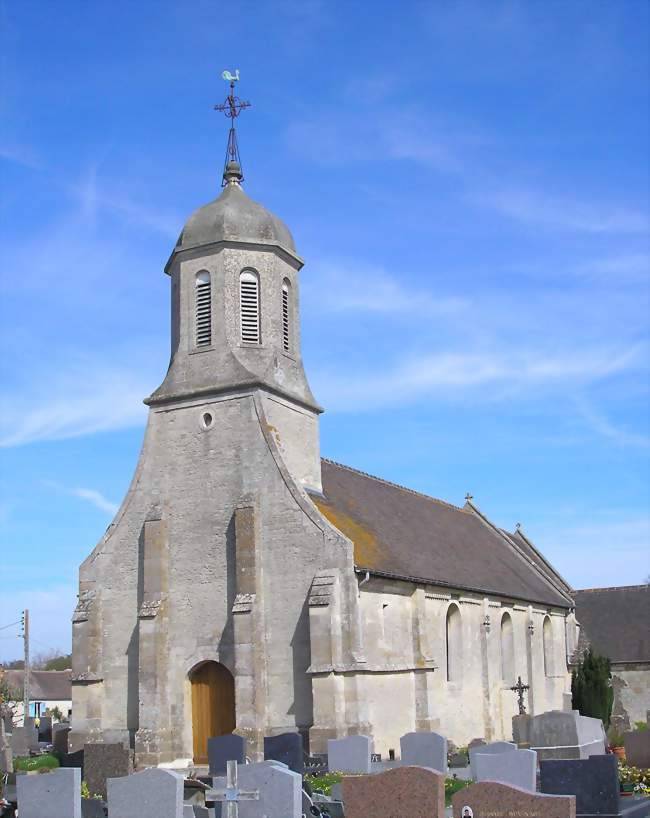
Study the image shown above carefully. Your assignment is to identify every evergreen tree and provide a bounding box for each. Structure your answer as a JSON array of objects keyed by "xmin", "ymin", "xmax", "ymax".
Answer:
[{"xmin": 571, "ymin": 648, "xmax": 613, "ymax": 727}]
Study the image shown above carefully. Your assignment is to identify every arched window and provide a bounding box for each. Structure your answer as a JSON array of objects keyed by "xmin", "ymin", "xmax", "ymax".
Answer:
[
  {"xmin": 501, "ymin": 612, "xmax": 515, "ymax": 683},
  {"xmin": 240, "ymin": 270, "xmax": 260, "ymax": 344},
  {"xmin": 195, "ymin": 271, "xmax": 211, "ymax": 346},
  {"xmin": 543, "ymin": 615, "xmax": 553, "ymax": 677},
  {"xmin": 446, "ymin": 604, "xmax": 462, "ymax": 682},
  {"xmin": 282, "ymin": 279, "xmax": 291, "ymax": 352}
]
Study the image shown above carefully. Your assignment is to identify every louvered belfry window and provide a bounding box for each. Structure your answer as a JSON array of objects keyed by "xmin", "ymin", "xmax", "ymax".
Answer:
[
  {"xmin": 240, "ymin": 270, "xmax": 260, "ymax": 344},
  {"xmin": 282, "ymin": 280, "xmax": 290, "ymax": 352},
  {"xmin": 195, "ymin": 271, "xmax": 211, "ymax": 346}
]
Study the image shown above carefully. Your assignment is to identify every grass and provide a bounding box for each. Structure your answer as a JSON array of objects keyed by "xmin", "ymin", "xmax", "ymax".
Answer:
[
  {"xmin": 306, "ymin": 770, "xmax": 472, "ymax": 807},
  {"xmin": 13, "ymin": 753, "xmax": 60, "ymax": 772}
]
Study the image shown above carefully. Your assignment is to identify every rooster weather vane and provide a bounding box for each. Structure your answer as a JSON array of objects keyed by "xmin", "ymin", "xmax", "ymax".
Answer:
[{"xmin": 214, "ymin": 69, "xmax": 251, "ymax": 186}]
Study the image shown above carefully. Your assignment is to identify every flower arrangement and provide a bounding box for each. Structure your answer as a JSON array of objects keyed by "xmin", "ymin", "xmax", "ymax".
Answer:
[{"xmin": 618, "ymin": 762, "xmax": 650, "ymax": 796}]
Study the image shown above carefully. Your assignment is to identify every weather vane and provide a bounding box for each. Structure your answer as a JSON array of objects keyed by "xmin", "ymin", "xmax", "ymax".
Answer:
[{"xmin": 214, "ymin": 70, "xmax": 251, "ymax": 186}]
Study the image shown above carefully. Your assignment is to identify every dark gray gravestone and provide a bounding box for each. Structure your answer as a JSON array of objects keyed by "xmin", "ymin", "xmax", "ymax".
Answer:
[
  {"xmin": 84, "ymin": 743, "xmax": 133, "ymax": 800},
  {"xmin": 624, "ymin": 729, "xmax": 650, "ymax": 769},
  {"xmin": 540, "ymin": 753, "xmax": 618, "ymax": 814},
  {"xmin": 53, "ymin": 726, "xmax": 71, "ymax": 755},
  {"xmin": 60, "ymin": 747, "xmax": 85, "ymax": 776},
  {"xmin": 264, "ymin": 731, "xmax": 304, "ymax": 774},
  {"xmin": 207, "ymin": 733, "xmax": 245, "ymax": 775},
  {"xmin": 38, "ymin": 715, "xmax": 53, "ymax": 742},
  {"xmin": 81, "ymin": 799, "xmax": 107, "ymax": 818}
]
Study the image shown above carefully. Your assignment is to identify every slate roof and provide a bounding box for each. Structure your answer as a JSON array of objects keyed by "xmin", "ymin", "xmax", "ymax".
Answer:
[
  {"xmin": 573, "ymin": 585, "xmax": 650, "ymax": 664},
  {"xmin": 314, "ymin": 459, "xmax": 573, "ymax": 608},
  {"xmin": 3, "ymin": 670, "xmax": 72, "ymax": 701}
]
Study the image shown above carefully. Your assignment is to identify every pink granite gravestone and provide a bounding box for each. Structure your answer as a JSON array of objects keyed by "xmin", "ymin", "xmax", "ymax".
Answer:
[
  {"xmin": 341, "ymin": 765, "xmax": 445, "ymax": 818},
  {"xmin": 452, "ymin": 781, "xmax": 575, "ymax": 818}
]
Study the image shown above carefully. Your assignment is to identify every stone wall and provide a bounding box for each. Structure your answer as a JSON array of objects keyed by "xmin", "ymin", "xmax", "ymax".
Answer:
[{"xmin": 611, "ymin": 663, "xmax": 650, "ymax": 730}]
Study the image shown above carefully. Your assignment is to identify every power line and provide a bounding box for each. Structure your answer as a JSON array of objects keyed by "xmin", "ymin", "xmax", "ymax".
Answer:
[{"xmin": 0, "ymin": 621, "xmax": 21, "ymax": 631}]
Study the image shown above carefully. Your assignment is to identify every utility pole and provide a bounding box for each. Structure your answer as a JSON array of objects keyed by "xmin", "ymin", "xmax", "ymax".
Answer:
[{"xmin": 22, "ymin": 609, "xmax": 30, "ymax": 724}]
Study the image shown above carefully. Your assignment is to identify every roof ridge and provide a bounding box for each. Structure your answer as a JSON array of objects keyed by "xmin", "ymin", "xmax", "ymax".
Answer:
[
  {"xmin": 575, "ymin": 584, "xmax": 650, "ymax": 593},
  {"xmin": 320, "ymin": 458, "xmax": 465, "ymax": 512}
]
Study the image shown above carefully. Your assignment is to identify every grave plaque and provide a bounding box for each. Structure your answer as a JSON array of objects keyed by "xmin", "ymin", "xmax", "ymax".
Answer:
[
  {"xmin": 400, "ymin": 730, "xmax": 448, "ymax": 774},
  {"xmin": 107, "ymin": 767, "xmax": 183, "ymax": 818},
  {"xmin": 207, "ymin": 733, "xmax": 246, "ymax": 775},
  {"xmin": 540, "ymin": 754, "xmax": 619, "ymax": 815},
  {"xmin": 327, "ymin": 734, "xmax": 372, "ymax": 773},
  {"xmin": 84, "ymin": 742, "xmax": 133, "ymax": 800},
  {"xmin": 264, "ymin": 731, "xmax": 304, "ymax": 774},
  {"xmin": 17, "ymin": 766, "xmax": 82, "ymax": 818},
  {"xmin": 453, "ymin": 781, "xmax": 575, "ymax": 818},
  {"xmin": 342, "ymin": 766, "xmax": 445, "ymax": 818},
  {"xmin": 468, "ymin": 740, "xmax": 517, "ymax": 779},
  {"xmin": 474, "ymin": 747, "xmax": 537, "ymax": 792},
  {"xmin": 624, "ymin": 729, "xmax": 650, "ymax": 769}
]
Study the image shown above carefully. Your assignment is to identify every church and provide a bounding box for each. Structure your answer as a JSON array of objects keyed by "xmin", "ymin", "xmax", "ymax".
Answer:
[{"xmin": 70, "ymin": 106, "xmax": 579, "ymax": 767}]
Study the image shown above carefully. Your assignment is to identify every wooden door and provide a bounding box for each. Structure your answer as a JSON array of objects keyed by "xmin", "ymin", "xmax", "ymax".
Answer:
[{"xmin": 190, "ymin": 662, "xmax": 236, "ymax": 763}]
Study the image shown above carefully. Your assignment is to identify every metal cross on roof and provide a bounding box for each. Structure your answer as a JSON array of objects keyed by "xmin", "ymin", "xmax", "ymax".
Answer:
[
  {"xmin": 510, "ymin": 675, "xmax": 530, "ymax": 715},
  {"xmin": 205, "ymin": 759, "xmax": 259, "ymax": 818},
  {"xmin": 214, "ymin": 69, "xmax": 251, "ymax": 186}
]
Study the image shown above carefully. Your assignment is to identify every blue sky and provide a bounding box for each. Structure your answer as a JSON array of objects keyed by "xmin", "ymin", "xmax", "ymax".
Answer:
[{"xmin": 1, "ymin": 0, "xmax": 648, "ymax": 661}]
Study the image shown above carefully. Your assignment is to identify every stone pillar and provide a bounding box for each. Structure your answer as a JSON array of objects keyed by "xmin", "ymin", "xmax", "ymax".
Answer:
[
  {"xmin": 526, "ymin": 606, "xmax": 536, "ymax": 716},
  {"xmin": 480, "ymin": 598, "xmax": 494, "ymax": 741},
  {"xmin": 134, "ymin": 517, "xmax": 172, "ymax": 765},
  {"xmin": 412, "ymin": 588, "xmax": 438, "ymax": 731},
  {"xmin": 69, "ymin": 583, "xmax": 103, "ymax": 751},
  {"xmin": 232, "ymin": 503, "xmax": 267, "ymax": 760}
]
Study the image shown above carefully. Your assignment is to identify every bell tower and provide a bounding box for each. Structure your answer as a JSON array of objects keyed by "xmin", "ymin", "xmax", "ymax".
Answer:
[{"xmin": 145, "ymin": 80, "xmax": 322, "ymax": 491}]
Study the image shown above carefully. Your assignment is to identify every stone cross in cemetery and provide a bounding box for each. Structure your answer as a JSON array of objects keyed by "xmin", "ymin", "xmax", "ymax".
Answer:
[
  {"xmin": 206, "ymin": 759, "xmax": 259, "ymax": 818},
  {"xmin": 510, "ymin": 675, "xmax": 530, "ymax": 715}
]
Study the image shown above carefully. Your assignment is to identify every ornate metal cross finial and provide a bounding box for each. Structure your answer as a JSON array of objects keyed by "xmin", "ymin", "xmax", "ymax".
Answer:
[
  {"xmin": 510, "ymin": 675, "xmax": 530, "ymax": 715},
  {"xmin": 465, "ymin": 492, "xmax": 474, "ymax": 502},
  {"xmin": 205, "ymin": 759, "xmax": 259, "ymax": 817},
  {"xmin": 214, "ymin": 69, "xmax": 251, "ymax": 186}
]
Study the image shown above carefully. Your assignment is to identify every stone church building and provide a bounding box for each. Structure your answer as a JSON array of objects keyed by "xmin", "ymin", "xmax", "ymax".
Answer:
[{"xmin": 70, "ymin": 156, "xmax": 579, "ymax": 767}]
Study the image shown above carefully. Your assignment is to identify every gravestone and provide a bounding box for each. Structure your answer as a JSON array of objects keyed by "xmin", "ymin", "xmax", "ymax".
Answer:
[
  {"xmin": 17, "ymin": 766, "xmax": 82, "ymax": 818},
  {"xmin": 327, "ymin": 735, "xmax": 372, "ymax": 773},
  {"xmin": 184, "ymin": 807, "xmax": 212, "ymax": 818},
  {"xmin": 474, "ymin": 747, "xmax": 537, "ymax": 792},
  {"xmin": 540, "ymin": 754, "xmax": 627, "ymax": 815},
  {"xmin": 342, "ymin": 765, "xmax": 445, "ymax": 818},
  {"xmin": 10, "ymin": 725, "xmax": 37, "ymax": 756},
  {"xmin": 60, "ymin": 747, "xmax": 85, "ymax": 775},
  {"xmin": 529, "ymin": 710, "xmax": 606, "ymax": 760},
  {"xmin": 38, "ymin": 715, "xmax": 53, "ymax": 742},
  {"xmin": 624, "ymin": 729, "xmax": 650, "ymax": 769},
  {"xmin": 81, "ymin": 799, "xmax": 108, "ymax": 818},
  {"xmin": 264, "ymin": 731, "xmax": 304, "ymax": 774},
  {"xmin": 53, "ymin": 725, "xmax": 71, "ymax": 755},
  {"xmin": 207, "ymin": 733, "xmax": 246, "ymax": 775},
  {"xmin": 209, "ymin": 760, "xmax": 300, "ymax": 818},
  {"xmin": 84, "ymin": 742, "xmax": 133, "ymax": 800},
  {"xmin": 400, "ymin": 730, "xmax": 448, "ymax": 774},
  {"xmin": 108, "ymin": 767, "xmax": 184, "ymax": 818},
  {"xmin": 452, "ymin": 781, "xmax": 575, "ymax": 818},
  {"xmin": 468, "ymin": 740, "xmax": 517, "ymax": 779}
]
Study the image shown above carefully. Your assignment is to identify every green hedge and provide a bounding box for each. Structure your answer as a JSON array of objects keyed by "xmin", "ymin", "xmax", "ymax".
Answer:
[{"xmin": 14, "ymin": 754, "xmax": 61, "ymax": 772}]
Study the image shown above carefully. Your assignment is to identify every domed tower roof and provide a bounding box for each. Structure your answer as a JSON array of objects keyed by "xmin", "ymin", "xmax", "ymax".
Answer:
[{"xmin": 174, "ymin": 161, "xmax": 296, "ymax": 255}]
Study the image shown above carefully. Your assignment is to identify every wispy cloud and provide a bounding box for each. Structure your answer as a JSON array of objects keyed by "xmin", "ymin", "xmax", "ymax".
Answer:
[
  {"xmin": 0, "ymin": 144, "xmax": 42, "ymax": 170},
  {"xmin": 314, "ymin": 344, "xmax": 643, "ymax": 412},
  {"xmin": 71, "ymin": 488, "xmax": 118, "ymax": 515},
  {"xmin": 468, "ymin": 188, "xmax": 650, "ymax": 234},
  {"xmin": 573, "ymin": 397, "xmax": 650, "ymax": 449},
  {"xmin": 0, "ymin": 359, "xmax": 151, "ymax": 447},
  {"xmin": 574, "ymin": 253, "xmax": 650, "ymax": 282},
  {"xmin": 71, "ymin": 165, "xmax": 181, "ymax": 238},
  {"xmin": 304, "ymin": 261, "xmax": 468, "ymax": 315}
]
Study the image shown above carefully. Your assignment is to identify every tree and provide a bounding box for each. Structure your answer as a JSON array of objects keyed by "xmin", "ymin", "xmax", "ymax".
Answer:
[
  {"xmin": 571, "ymin": 647, "xmax": 613, "ymax": 727},
  {"xmin": 0, "ymin": 669, "xmax": 23, "ymax": 727},
  {"xmin": 42, "ymin": 653, "xmax": 72, "ymax": 671}
]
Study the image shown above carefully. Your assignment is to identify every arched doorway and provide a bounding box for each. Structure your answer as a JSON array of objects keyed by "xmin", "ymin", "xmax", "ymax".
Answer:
[{"xmin": 189, "ymin": 661, "xmax": 236, "ymax": 763}]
